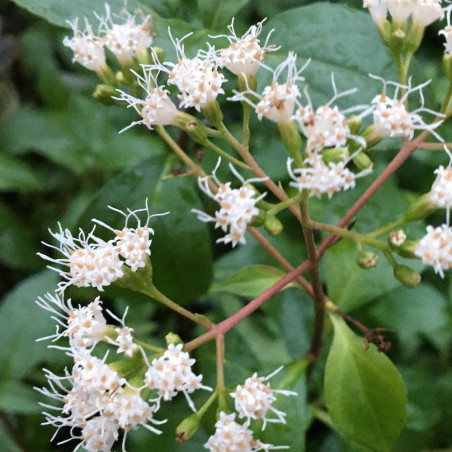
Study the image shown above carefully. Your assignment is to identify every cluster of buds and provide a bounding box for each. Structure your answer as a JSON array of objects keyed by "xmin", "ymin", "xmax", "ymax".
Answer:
[{"xmin": 205, "ymin": 367, "xmax": 296, "ymax": 451}]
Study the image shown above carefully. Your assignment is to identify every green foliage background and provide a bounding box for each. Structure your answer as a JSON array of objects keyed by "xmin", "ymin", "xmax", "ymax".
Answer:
[{"xmin": 0, "ymin": 0, "xmax": 451, "ymax": 450}]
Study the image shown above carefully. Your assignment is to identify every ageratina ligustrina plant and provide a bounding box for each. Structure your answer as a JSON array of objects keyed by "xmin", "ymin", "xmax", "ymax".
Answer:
[{"xmin": 32, "ymin": 1, "xmax": 452, "ymax": 451}]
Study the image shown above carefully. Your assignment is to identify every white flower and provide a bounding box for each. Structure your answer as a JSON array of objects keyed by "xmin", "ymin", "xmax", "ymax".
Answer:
[
  {"xmin": 412, "ymin": 0, "xmax": 444, "ymax": 26},
  {"xmin": 230, "ymin": 52, "xmax": 308, "ymax": 124},
  {"xmin": 386, "ymin": 0, "xmax": 415, "ymax": 20},
  {"xmin": 104, "ymin": 390, "xmax": 164, "ymax": 434},
  {"xmin": 92, "ymin": 200, "xmax": 168, "ymax": 272},
  {"xmin": 363, "ymin": 0, "xmax": 388, "ymax": 25},
  {"xmin": 97, "ymin": 4, "xmax": 153, "ymax": 64},
  {"xmin": 114, "ymin": 67, "xmax": 179, "ymax": 132},
  {"xmin": 204, "ymin": 412, "xmax": 287, "ymax": 452},
  {"xmin": 193, "ymin": 160, "xmax": 267, "ymax": 247},
  {"xmin": 216, "ymin": 18, "xmax": 277, "ymax": 77},
  {"xmin": 415, "ymin": 224, "xmax": 452, "ymax": 277},
  {"xmin": 293, "ymin": 75, "xmax": 367, "ymax": 154},
  {"xmin": 38, "ymin": 224, "xmax": 124, "ymax": 293},
  {"xmin": 287, "ymin": 156, "xmax": 372, "ymax": 199},
  {"xmin": 230, "ymin": 366, "xmax": 297, "ymax": 430},
  {"xmin": 80, "ymin": 416, "xmax": 119, "ymax": 452},
  {"xmin": 153, "ymin": 30, "xmax": 226, "ymax": 111},
  {"xmin": 430, "ymin": 165, "xmax": 452, "ymax": 209},
  {"xmin": 63, "ymin": 18, "xmax": 106, "ymax": 71},
  {"xmin": 439, "ymin": 9, "xmax": 452, "ymax": 54},
  {"xmin": 144, "ymin": 343, "xmax": 212, "ymax": 411},
  {"xmin": 36, "ymin": 293, "xmax": 107, "ymax": 349},
  {"xmin": 369, "ymin": 75, "xmax": 443, "ymax": 141}
]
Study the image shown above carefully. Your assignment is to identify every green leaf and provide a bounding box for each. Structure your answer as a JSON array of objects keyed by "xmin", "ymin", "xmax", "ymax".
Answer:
[
  {"xmin": 0, "ymin": 381, "xmax": 42, "ymax": 414},
  {"xmin": 196, "ymin": 0, "xmax": 250, "ymax": 30},
  {"xmin": 265, "ymin": 3, "xmax": 396, "ymax": 106},
  {"xmin": 324, "ymin": 314, "xmax": 407, "ymax": 452},
  {"xmin": 0, "ymin": 271, "xmax": 59, "ymax": 380},
  {"xmin": 210, "ymin": 264, "xmax": 300, "ymax": 297},
  {"xmin": 0, "ymin": 154, "xmax": 47, "ymax": 192},
  {"xmin": 367, "ymin": 284, "xmax": 449, "ymax": 357}
]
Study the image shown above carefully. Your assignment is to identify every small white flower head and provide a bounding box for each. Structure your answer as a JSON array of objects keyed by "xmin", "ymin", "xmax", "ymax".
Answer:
[
  {"xmin": 36, "ymin": 293, "xmax": 107, "ymax": 349},
  {"xmin": 158, "ymin": 30, "xmax": 226, "ymax": 111},
  {"xmin": 114, "ymin": 67, "xmax": 179, "ymax": 133},
  {"xmin": 193, "ymin": 160, "xmax": 267, "ymax": 247},
  {"xmin": 412, "ymin": 0, "xmax": 444, "ymax": 26},
  {"xmin": 294, "ymin": 75, "xmax": 366, "ymax": 154},
  {"xmin": 216, "ymin": 18, "xmax": 278, "ymax": 77},
  {"xmin": 104, "ymin": 390, "xmax": 163, "ymax": 435},
  {"xmin": 63, "ymin": 18, "xmax": 106, "ymax": 71},
  {"xmin": 430, "ymin": 164, "xmax": 452, "ymax": 209},
  {"xmin": 144, "ymin": 343, "xmax": 212, "ymax": 411},
  {"xmin": 230, "ymin": 52, "xmax": 308, "ymax": 124},
  {"xmin": 114, "ymin": 326, "xmax": 138, "ymax": 357},
  {"xmin": 415, "ymin": 224, "xmax": 452, "ymax": 277},
  {"xmin": 439, "ymin": 8, "xmax": 452, "ymax": 54},
  {"xmin": 287, "ymin": 155, "xmax": 372, "ymax": 199},
  {"xmin": 230, "ymin": 366, "xmax": 297, "ymax": 430},
  {"xmin": 80, "ymin": 415, "xmax": 119, "ymax": 452},
  {"xmin": 386, "ymin": 0, "xmax": 415, "ymax": 20},
  {"xmin": 38, "ymin": 224, "xmax": 124, "ymax": 293},
  {"xmin": 204, "ymin": 412, "xmax": 286, "ymax": 452},
  {"xmin": 97, "ymin": 3, "xmax": 153, "ymax": 64},
  {"xmin": 369, "ymin": 75, "xmax": 444, "ymax": 141},
  {"xmin": 390, "ymin": 229, "xmax": 407, "ymax": 246},
  {"xmin": 363, "ymin": 0, "xmax": 388, "ymax": 25},
  {"xmin": 92, "ymin": 200, "xmax": 168, "ymax": 272}
]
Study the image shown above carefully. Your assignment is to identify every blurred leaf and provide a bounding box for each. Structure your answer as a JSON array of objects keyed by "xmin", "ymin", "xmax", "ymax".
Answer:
[
  {"xmin": 0, "ymin": 201, "xmax": 40, "ymax": 270},
  {"xmin": 368, "ymin": 284, "xmax": 449, "ymax": 357},
  {"xmin": 210, "ymin": 264, "xmax": 300, "ymax": 297},
  {"xmin": 0, "ymin": 422, "xmax": 21, "ymax": 452},
  {"xmin": 0, "ymin": 381, "xmax": 42, "ymax": 414},
  {"xmin": 324, "ymin": 314, "xmax": 407, "ymax": 451},
  {"xmin": 0, "ymin": 154, "xmax": 47, "ymax": 192},
  {"xmin": 265, "ymin": 3, "xmax": 396, "ymax": 107},
  {"xmin": 0, "ymin": 271, "xmax": 59, "ymax": 380},
  {"xmin": 196, "ymin": 0, "xmax": 250, "ymax": 30}
]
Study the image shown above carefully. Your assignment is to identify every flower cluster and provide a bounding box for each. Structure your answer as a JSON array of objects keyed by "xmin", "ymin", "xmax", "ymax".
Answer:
[
  {"xmin": 415, "ymin": 224, "xmax": 452, "ymax": 277},
  {"xmin": 193, "ymin": 160, "xmax": 267, "ymax": 247},
  {"xmin": 38, "ymin": 202, "xmax": 161, "ymax": 292},
  {"xmin": 205, "ymin": 367, "xmax": 295, "ymax": 451},
  {"xmin": 64, "ymin": 4, "xmax": 153, "ymax": 71},
  {"xmin": 430, "ymin": 164, "xmax": 452, "ymax": 208},
  {"xmin": 144, "ymin": 343, "xmax": 212, "ymax": 411},
  {"xmin": 364, "ymin": 0, "xmax": 444, "ymax": 26}
]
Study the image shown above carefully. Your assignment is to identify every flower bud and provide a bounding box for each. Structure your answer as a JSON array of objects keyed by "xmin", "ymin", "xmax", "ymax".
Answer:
[
  {"xmin": 174, "ymin": 112, "xmax": 209, "ymax": 144},
  {"xmin": 264, "ymin": 215, "xmax": 283, "ymax": 236},
  {"xmin": 176, "ymin": 413, "xmax": 201, "ymax": 442},
  {"xmin": 356, "ymin": 250, "xmax": 379, "ymax": 269},
  {"xmin": 93, "ymin": 84, "xmax": 123, "ymax": 105},
  {"xmin": 278, "ymin": 121, "xmax": 302, "ymax": 164},
  {"xmin": 347, "ymin": 115, "xmax": 363, "ymax": 135},
  {"xmin": 404, "ymin": 22, "xmax": 424, "ymax": 53},
  {"xmin": 322, "ymin": 147, "xmax": 349, "ymax": 165},
  {"xmin": 352, "ymin": 151, "xmax": 373, "ymax": 171},
  {"xmin": 393, "ymin": 240, "xmax": 419, "ymax": 259},
  {"xmin": 201, "ymin": 101, "xmax": 224, "ymax": 128},
  {"xmin": 403, "ymin": 193, "xmax": 436, "ymax": 222},
  {"xmin": 388, "ymin": 230, "xmax": 406, "ymax": 248},
  {"xmin": 443, "ymin": 54, "xmax": 452, "ymax": 82},
  {"xmin": 165, "ymin": 332, "xmax": 183, "ymax": 346},
  {"xmin": 361, "ymin": 125, "xmax": 383, "ymax": 148},
  {"xmin": 393, "ymin": 264, "xmax": 421, "ymax": 288}
]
